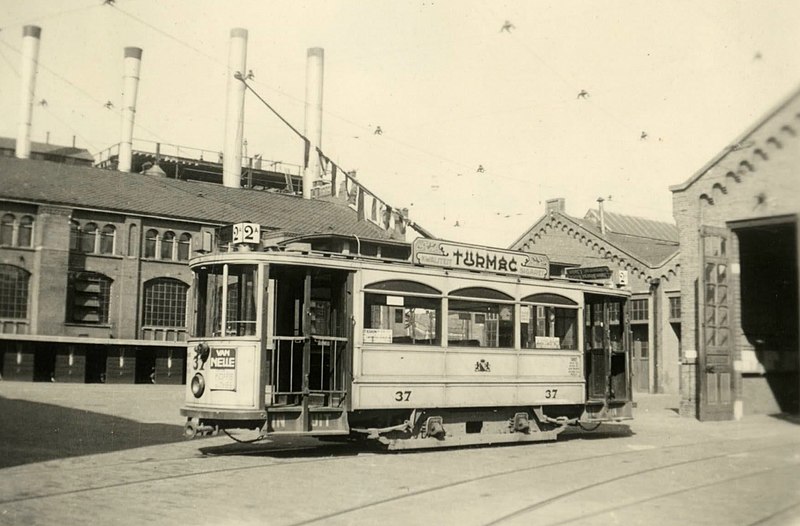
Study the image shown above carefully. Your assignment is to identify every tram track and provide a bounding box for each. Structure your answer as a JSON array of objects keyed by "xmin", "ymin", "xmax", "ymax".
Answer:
[
  {"xmin": 3, "ymin": 433, "xmax": 798, "ymax": 523},
  {"xmin": 546, "ymin": 462, "xmax": 800, "ymax": 526},
  {"xmin": 484, "ymin": 440, "xmax": 800, "ymax": 525},
  {"xmin": 287, "ymin": 437, "xmax": 800, "ymax": 526}
]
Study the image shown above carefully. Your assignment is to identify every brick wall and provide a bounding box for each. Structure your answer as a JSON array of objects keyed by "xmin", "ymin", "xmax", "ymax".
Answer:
[{"xmin": 672, "ymin": 94, "xmax": 800, "ymax": 417}]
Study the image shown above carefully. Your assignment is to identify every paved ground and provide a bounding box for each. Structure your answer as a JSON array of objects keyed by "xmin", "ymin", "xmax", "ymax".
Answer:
[{"xmin": 1, "ymin": 381, "xmax": 799, "ymax": 526}]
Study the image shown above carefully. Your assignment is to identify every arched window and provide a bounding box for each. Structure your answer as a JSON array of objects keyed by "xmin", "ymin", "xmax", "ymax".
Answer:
[
  {"xmin": 81, "ymin": 222, "xmax": 98, "ymax": 253},
  {"xmin": 0, "ymin": 264, "xmax": 30, "ymax": 319},
  {"xmin": 69, "ymin": 220, "xmax": 81, "ymax": 252},
  {"xmin": 143, "ymin": 278, "xmax": 189, "ymax": 327},
  {"xmin": 0, "ymin": 214, "xmax": 14, "ymax": 246},
  {"xmin": 67, "ymin": 271, "xmax": 112, "ymax": 324},
  {"xmin": 161, "ymin": 231, "xmax": 176, "ymax": 260},
  {"xmin": 144, "ymin": 229, "xmax": 158, "ymax": 258},
  {"xmin": 177, "ymin": 233, "xmax": 192, "ymax": 261},
  {"xmin": 99, "ymin": 224, "xmax": 115, "ymax": 254},
  {"xmin": 18, "ymin": 215, "xmax": 33, "ymax": 247}
]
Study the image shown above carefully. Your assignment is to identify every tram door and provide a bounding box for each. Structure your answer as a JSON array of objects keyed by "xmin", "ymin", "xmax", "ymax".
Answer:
[
  {"xmin": 585, "ymin": 294, "xmax": 631, "ymax": 402},
  {"xmin": 268, "ymin": 265, "xmax": 352, "ymax": 429}
]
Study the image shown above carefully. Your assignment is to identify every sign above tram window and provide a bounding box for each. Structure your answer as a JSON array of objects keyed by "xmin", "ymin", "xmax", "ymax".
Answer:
[
  {"xmin": 232, "ymin": 222, "xmax": 261, "ymax": 244},
  {"xmin": 412, "ymin": 239, "xmax": 549, "ymax": 279},
  {"xmin": 565, "ymin": 266, "xmax": 612, "ymax": 280}
]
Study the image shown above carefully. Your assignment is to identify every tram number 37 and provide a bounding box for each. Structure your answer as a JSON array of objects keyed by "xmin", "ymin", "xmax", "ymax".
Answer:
[
  {"xmin": 545, "ymin": 389, "xmax": 558, "ymax": 399},
  {"xmin": 394, "ymin": 390, "xmax": 412, "ymax": 402}
]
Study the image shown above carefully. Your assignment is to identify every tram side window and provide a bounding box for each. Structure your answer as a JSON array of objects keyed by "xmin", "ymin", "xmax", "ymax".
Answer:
[
  {"xmin": 225, "ymin": 265, "xmax": 258, "ymax": 336},
  {"xmin": 194, "ymin": 264, "xmax": 258, "ymax": 337},
  {"xmin": 521, "ymin": 305, "xmax": 577, "ymax": 350},
  {"xmin": 448, "ymin": 300, "xmax": 514, "ymax": 348},
  {"xmin": 363, "ymin": 293, "xmax": 440, "ymax": 345}
]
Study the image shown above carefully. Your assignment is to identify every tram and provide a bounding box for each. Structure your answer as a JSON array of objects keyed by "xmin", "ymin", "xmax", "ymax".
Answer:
[{"xmin": 181, "ymin": 223, "xmax": 633, "ymax": 449}]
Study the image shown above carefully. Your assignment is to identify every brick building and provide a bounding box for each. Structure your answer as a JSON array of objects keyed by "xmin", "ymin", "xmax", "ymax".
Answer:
[
  {"xmin": 509, "ymin": 199, "xmax": 681, "ymax": 395},
  {"xmin": 0, "ymin": 153, "xmax": 412, "ymax": 385},
  {"xmin": 671, "ymin": 87, "xmax": 800, "ymax": 420}
]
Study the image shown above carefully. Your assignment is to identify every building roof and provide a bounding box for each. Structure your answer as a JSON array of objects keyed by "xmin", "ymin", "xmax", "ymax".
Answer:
[
  {"xmin": 0, "ymin": 157, "xmax": 394, "ymax": 239},
  {"xmin": 580, "ymin": 210, "xmax": 679, "ymax": 242},
  {"xmin": 670, "ymin": 83, "xmax": 800, "ymax": 193},
  {"xmin": 0, "ymin": 138, "xmax": 94, "ymax": 163},
  {"xmin": 510, "ymin": 206, "xmax": 680, "ymax": 270}
]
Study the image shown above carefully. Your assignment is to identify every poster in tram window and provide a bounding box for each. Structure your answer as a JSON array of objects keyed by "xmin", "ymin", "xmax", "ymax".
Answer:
[{"xmin": 209, "ymin": 348, "xmax": 237, "ymax": 390}]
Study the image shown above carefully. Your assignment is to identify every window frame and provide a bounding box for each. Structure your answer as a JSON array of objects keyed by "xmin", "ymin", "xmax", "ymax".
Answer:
[
  {"xmin": 519, "ymin": 295, "xmax": 579, "ymax": 351},
  {"xmin": 630, "ymin": 297, "xmax": 649, "ymax": 323},
  {"xmin": 0, "ymin": 264, "xmax": 30, "ymax": 319},
  {"xmin": 363, "ymin": 280, "xmax": 442, "ymax": 346},
  {"xmin": 66, "ymin": 271, "xmax": 113, "ymax": 325},
  {"xmin": 142, "ymin": 277, "xmax": 189, "ymax": 328}
]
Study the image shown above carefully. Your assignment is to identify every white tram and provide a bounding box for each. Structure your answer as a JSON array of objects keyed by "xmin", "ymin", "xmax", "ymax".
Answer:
[{"xmin": 182, "ymin": 226, "xmax": 633, "ymax": 449}]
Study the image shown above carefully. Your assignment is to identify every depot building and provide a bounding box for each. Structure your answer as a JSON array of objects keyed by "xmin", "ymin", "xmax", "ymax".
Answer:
[{"xmin": 671, "ymin": 87, "xmax": 800, "ymax": 420}]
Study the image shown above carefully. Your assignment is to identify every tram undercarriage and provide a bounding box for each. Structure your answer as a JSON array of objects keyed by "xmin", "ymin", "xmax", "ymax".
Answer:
[{"xmin": 184, "ymin": 399, "xmax": 632, "ymax": 450}]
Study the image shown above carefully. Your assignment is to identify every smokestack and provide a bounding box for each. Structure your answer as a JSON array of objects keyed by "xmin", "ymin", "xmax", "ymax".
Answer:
[
  {"xmin": 597, "ymin": 197, "xmax": 607, "ymax": 235},
  {"xmin": 118, "ymin": 47, "xmax": 143, "ymax": 173},
  {"xmin": 302, "ymin": 47, "xmax": 324, "ymax": 199},
  {"xmin": 15, "ymin": 25, "xmax": 41, "ymax": 159},
  {"xmin": 223, "ymin": 28, "xmax": 248, "ymax": 188}
]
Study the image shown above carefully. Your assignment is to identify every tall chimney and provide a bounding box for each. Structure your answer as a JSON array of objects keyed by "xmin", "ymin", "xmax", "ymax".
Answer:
[
  {"xmin": 15, "ymin": 25, "xmax": 41, "ymax": 159},
  {"xmin": 222, "ymin": 28, "xmax": 248, "ymax": 188},
  {"xmin": 302, "ymin": 47, "xmax": 324, "ymax": 199},
  {"xmin": 118, "ymin": 47, "xmax": 143, "ymax": 173},
  {"xmin": 597, "ymin": 197, "xmax": 607, "ymax": 235}
]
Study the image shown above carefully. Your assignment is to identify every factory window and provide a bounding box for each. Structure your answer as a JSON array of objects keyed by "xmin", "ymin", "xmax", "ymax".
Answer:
[
  {"xmin": 0, "ymin": 214, "xmax": 14, "ymax": 246},
  {"xmin": 363, "ymin": 280, "xmax": 441, "ymax": 345},
  {"xmin": 448, "ymin": 287, "xmax": 514, "ymax": 348},
  {"xmin": 177, "ymin": 233, "xmax": 192, "ymax": 261},
  {"xmin": 143, "ymin": 278, "xmax": 189, "ymax": 327},
  {"xmin": 144, "ymin": 229, "xmax": 158, "ymax": 258},
  {"xmin": 669, "ymin": 295, "xmax": 681, "ymax": 322},
  {"xmin": 143, "ymin": 229, "xmax": 191, "ymax": 261},
  {"xmin": 67, "ymin": 271, "xmax": 112, "ymax": 324},
  {"xmin": 18, "ymin": 216, "xmax": 33, "ymax": 247},
  {"xmin": 69, "ymin": 220, "xmax": 81, "ymax": 251},
  {"xmin": 631, "ymin": 298, "xmax": 649, "ymax": 322},
  {"xmin": 99, "ymin": 224, "xmax": 116, "ymax": 254},
  {"xmin": 161, "ymin": 231, "xmax": 176, "ymax": 260},
  {"xmin": 81, "ymin": 222, "xmax": 98, "ymax": 253},
  {"xmin": 0, "ymin": 264, "xmax": 30, "ymax": 319},
  {"xmin": 0, "ymin": 214, "xmax": 34, "ymax": 247}
]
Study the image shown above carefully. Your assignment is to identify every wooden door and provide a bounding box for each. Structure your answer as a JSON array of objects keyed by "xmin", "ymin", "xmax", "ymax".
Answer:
[{"xmin": 698, "ymin": 226, "xmax": 735, "ymax": 421}]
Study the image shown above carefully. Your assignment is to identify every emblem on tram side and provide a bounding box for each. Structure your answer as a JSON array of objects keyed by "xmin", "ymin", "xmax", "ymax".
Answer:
[
  {"xmin": 475, "ymin": 359, "xmax": 491, "ymax": 372},
  {"xmin": 193, "ymin": 342, "xmax": 210, "ymax": 371}
]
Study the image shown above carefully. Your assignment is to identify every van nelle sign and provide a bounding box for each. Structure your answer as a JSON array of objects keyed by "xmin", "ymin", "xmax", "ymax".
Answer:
[{"xmin": 412, "ymin": 239, "xmax": 549, "ymax": 279}]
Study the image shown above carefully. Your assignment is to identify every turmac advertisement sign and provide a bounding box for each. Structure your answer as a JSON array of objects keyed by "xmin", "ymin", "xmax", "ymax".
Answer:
[{"xmin": 412, "ymin": 239, "xmax": 549, "ymax": 279}]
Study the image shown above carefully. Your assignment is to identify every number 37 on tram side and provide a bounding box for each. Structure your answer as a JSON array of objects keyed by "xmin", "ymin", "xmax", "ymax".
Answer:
[{"xmin": 182, "ymin": 226, "xmax": 634, "ymax": 450}]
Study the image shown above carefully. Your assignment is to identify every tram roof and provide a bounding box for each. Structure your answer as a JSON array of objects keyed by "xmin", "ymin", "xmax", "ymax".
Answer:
[{"xmin": 0, "ymin": 157, "xmax": 396, "ymax": 239}]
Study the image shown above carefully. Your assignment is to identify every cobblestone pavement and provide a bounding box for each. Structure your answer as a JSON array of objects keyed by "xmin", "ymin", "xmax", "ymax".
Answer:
[{"xmin": 1, "ymin": 382, "xmax": 799, "ymax": 526}]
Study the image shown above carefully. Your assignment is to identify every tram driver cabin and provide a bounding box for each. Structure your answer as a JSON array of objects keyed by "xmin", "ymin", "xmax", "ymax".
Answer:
[{"xmin": 181, "ymin": 224, "xmax": 634, "ymax": 449}]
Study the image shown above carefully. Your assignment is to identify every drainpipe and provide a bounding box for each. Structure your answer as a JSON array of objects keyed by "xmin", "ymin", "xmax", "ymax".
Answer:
[
  {"xmin": 118, "ymin": 47, "xmax": 143, "ymax": 173},
  {"xmin": 15, "ymin": 25, "xmax": 42, "ymax": 159}
]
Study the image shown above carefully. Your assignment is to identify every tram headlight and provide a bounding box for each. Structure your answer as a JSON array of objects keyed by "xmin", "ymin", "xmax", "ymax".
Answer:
[{"xmin": 191, "ymin": 373, "xmax": 205, "ymax": 398}]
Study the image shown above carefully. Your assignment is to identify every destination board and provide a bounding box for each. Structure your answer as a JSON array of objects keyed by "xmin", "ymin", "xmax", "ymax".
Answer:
[{"xmin": 412, "ymin": 239, "xmax": 549, "ymax": 279}]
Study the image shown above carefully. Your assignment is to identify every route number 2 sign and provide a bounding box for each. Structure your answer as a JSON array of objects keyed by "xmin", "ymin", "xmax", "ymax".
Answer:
[{"xmin": 232, "ymin": 222, "xmax": 260, "ymax": 244}]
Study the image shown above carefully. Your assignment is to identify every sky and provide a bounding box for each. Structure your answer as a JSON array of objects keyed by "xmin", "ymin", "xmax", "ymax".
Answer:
[{"xmin": 1, "ymin": 1, "xmax": 799, "ymax": 246}]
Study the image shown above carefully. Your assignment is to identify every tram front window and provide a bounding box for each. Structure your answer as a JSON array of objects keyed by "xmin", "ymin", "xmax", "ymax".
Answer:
[{"xmin": 195, "ymin": 264, "xmax": 258, "ymax": 337}]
